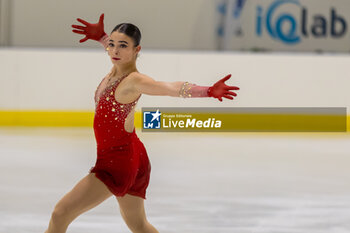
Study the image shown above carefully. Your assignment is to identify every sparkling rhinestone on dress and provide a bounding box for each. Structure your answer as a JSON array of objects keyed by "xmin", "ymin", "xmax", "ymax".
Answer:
[
  {"xmin": 106, "ymin": 97, "xmax": 109, "ymax": 101},
  {"xmin": 112, "ymin": 108, "xmax": 115, "ymax": 112}
]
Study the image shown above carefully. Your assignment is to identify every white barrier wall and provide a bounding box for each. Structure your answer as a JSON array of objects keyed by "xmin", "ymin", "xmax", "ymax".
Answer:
[{"xmin": 0, "ymin": 48, "xmax": 349, "ymax": 111}]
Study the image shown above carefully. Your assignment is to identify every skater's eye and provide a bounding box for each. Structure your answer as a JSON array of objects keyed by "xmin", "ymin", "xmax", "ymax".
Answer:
[{"xmin": 108, "ymin": 43, "xmax": 115, "ymax": 47}]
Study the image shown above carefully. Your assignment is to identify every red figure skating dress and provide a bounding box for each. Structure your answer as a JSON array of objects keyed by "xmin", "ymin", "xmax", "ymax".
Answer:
[{"xmin": 90, "ymin": 73, "xmax": 151, "ymax": 200}]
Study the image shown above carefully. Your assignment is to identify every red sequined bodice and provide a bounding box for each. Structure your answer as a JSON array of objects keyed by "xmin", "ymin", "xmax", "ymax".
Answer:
[{"xmin": 93, "ymin": 73, "xmax": 141, "ymax": 151}]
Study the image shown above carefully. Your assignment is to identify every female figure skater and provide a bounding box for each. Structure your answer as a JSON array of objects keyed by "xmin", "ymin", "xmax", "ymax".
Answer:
[{"xmin": 44, "ymin": 14, "xmax": 239, "ymax": 233}]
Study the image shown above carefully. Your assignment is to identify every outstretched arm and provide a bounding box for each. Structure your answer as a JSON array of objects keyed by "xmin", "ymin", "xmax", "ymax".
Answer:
[{"xmin": 131, "ymin": 73, "xmax": 239, "ymax": 102}]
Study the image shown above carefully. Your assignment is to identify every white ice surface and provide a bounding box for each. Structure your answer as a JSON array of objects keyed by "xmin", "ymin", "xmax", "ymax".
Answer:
[{"xmin": 0, "ymin": 127, "xmax": 349, "ymax": 233}]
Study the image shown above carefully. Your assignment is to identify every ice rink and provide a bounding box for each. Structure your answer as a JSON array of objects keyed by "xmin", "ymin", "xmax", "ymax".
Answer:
[{"xmin": 0, "ymin": 127, "xmax": 349, "ymax": 233}]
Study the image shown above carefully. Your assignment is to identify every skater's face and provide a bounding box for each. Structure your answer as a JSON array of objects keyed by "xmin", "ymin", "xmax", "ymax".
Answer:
[{"xmin": 107, "ymin": 31, "xmax": 141, "ymax": 65}]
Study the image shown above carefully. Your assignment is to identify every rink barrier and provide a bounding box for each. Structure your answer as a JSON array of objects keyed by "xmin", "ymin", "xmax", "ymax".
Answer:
[{"xmin": 0, "ymin": 110, "xmax": 348, "ymax": 132}]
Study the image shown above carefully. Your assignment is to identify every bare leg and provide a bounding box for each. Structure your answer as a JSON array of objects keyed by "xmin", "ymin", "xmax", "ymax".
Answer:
[
  {"xmin": 117, "ymin": 194, "xmax": 159, "ymax": 233},
  {"xmin": 44, "ymin": 173, "xmax": 113, "ymax": 233}
]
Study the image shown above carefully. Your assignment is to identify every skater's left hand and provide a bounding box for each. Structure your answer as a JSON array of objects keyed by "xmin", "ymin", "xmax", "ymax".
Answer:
[{"xmin": 208, "ymin": 74, "xmax": 239, "ymax": 102}]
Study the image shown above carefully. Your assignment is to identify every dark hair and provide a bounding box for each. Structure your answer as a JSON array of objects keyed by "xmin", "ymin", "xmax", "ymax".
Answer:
[{"xmin": 111, "ymin": 23, "xmax": 141, "ymax": 47}]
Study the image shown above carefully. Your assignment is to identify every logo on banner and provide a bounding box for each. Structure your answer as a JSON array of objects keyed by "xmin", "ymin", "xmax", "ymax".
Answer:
[
  {"xmin": 256, "ymin": 0, "xmax": 348, "ymax": 45},
  {"xmin": 217, "ymin": 0, "xmax": 246, "ymax": 37},
  {"xmin": 143, "ymin": 109, "xmax": 161, "ymax": 129}
]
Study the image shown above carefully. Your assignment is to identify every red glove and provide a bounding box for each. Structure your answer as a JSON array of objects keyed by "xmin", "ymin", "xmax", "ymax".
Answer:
[
  {"xmin": 71, "ymin": 13, "xmax": 107, "ymax": 43},
  {"xmin": 208, "ymin": 74, "xmax": 239, "ymax": 102}
]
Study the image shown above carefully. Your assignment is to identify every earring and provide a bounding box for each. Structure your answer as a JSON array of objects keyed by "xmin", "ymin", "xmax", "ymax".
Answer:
[{"xmin": 106, "ymin": 47, "xmax": 109, "ymax": 51}]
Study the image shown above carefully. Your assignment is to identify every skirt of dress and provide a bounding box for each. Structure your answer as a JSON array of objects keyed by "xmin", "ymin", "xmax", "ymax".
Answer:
[{"xmin": 90, "ymin": 136, "xmax": 151, "ymax": 200}]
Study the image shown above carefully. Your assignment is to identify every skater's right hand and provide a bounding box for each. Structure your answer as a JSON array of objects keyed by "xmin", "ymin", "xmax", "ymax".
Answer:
[{"xmin": 71, "ymin": 13, "xmax": 107, "ymax": 43}]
